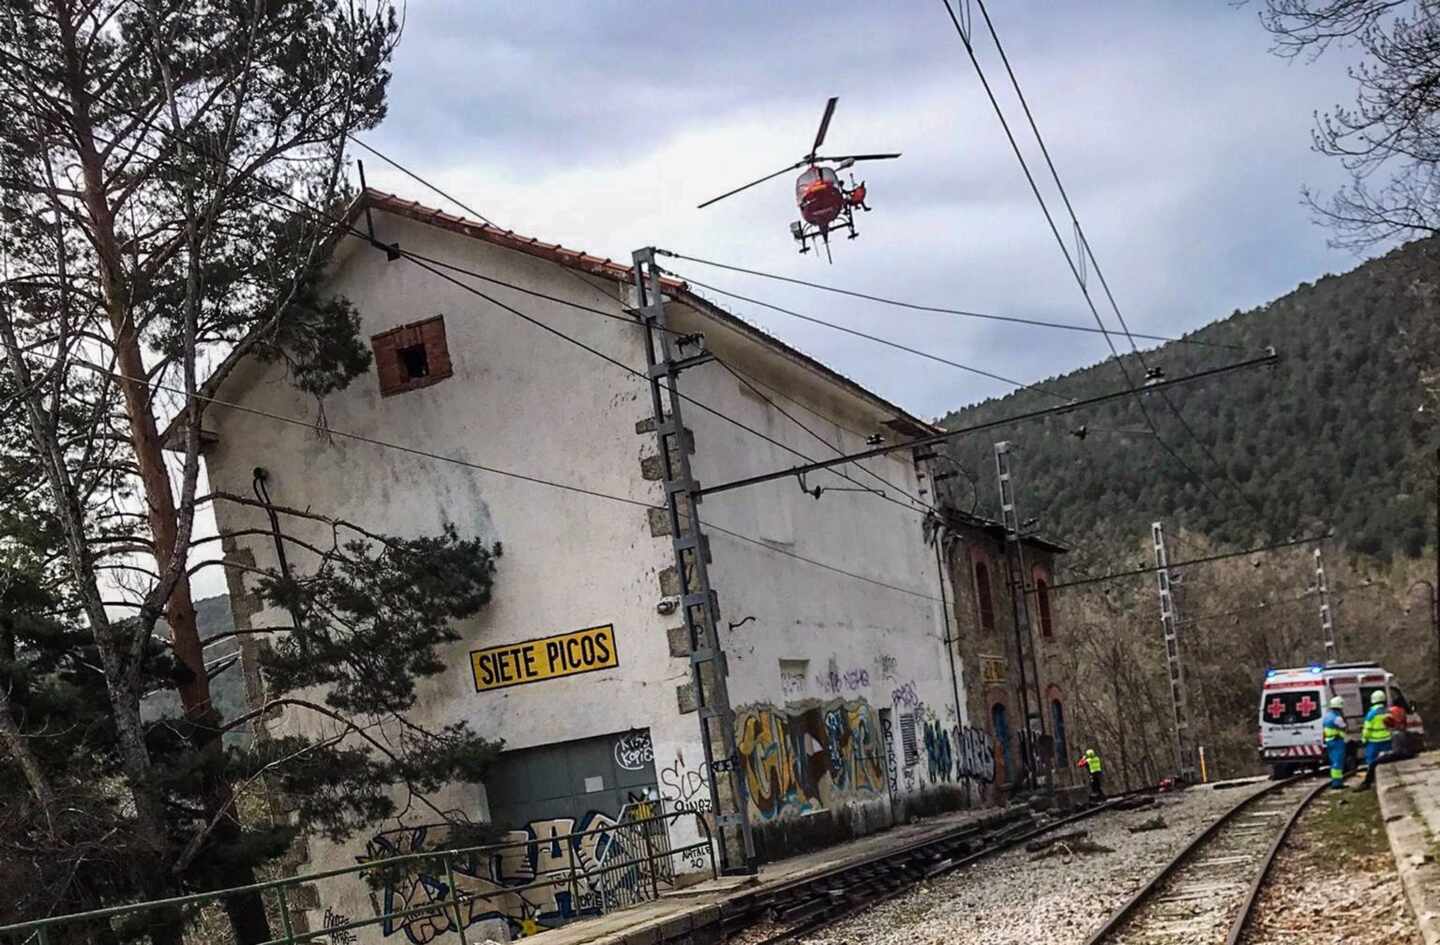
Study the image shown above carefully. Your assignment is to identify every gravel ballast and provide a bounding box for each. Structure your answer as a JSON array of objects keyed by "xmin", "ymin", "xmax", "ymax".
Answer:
[{"xmin": 798, "ymin": 780, "xmax": 1274, "ymax": 945}]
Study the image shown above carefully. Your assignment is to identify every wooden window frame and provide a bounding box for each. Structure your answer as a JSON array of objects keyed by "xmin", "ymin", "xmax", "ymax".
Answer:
[
  {"xmin": 1036, "ymin": 576, "xmax": 1054, "ymax": 638},
  {"xmin": 371, "ymin": 315, "xmax": 453, "ymax": 397},
  {"xmin": 974, "ymin": 559, "xmax": 996, "ymax": 633}
]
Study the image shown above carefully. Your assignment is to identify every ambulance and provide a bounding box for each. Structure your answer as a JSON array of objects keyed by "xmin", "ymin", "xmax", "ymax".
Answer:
[{"xmin": 1257, "ymin": 661, "xmax": 1425, "ymax": 778}]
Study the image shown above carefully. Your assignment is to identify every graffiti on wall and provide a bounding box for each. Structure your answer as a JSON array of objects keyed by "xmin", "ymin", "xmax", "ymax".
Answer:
[
  {"xmin": 322, "ymin": 909, "xmax": 357, "ymax": 945},
  {"xmin": 923, "ymin": 716, "xmax": 953, "ymax": 784},
  {"xmin": 362, "ymin": 801, "xmax": 661, "ymax": 942},
  {"xmin": 884, "ymin": 681, "xmax": 998, "ymax": 788},
  {"xmin": 913, "ymin": 713, "xmax": 998, "ymax": 786},
  {"xmin": 955, "ymin": 726, "xmax": 998, "ymax": 783},
  {"xmin": 735, "ymin": 699, "xmax": 887, "ymax": 820},
  {"xmin": 815, "ymin": 664, "xmax": 870, "ymax": 695},
  {"xmin": 890, "ymin": 681, "xmax": 920, "ymax": 710},
  {"xmin": 612, "ymin": 731, "xmax": 653, "ymax": 771},
  {"xmin": 880, "ymin": 713, "xmax": 899, "ymax": 799},
  {"xmin": 659, "ymin": 751, "xmax": 713, "ymax": 816}
]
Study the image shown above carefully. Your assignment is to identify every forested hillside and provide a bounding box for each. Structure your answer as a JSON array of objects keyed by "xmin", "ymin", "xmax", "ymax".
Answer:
[
  {"xmin": 937, "ymin": 237, "xmax": 1440, "ymax": 560},
  {"xmin": 936, "ymin": 237, "xmax": 1440, "ymax": 784}
]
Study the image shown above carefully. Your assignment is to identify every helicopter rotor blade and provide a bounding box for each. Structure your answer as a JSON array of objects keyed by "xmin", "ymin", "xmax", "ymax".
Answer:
[
  {"xmin": 815, "ymin": 153, "xmax": 902, "ymax": 163},
  {"xmin": 809, "ymin": 96, "xmax": 839, "ymax": 159},
  {"xmin": 696, "ymin": 160, "xmax": 806, "ymax": 209}
]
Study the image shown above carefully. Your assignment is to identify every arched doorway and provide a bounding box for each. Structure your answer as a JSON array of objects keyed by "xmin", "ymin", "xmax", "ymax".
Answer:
[
  {"xmin": 1051, "ymin": 698, "xmax": 1069, "ymax": 768},
  {"xmin": 991, "ymin": 703, "xmax": 1012, "ymax": 783}
]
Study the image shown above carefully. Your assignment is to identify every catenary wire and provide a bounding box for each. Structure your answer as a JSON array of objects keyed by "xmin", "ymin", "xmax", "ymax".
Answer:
[
  {"xmin": 713, "ymin": 356, "xmax": 937, "ymax": 511},
  {"xmin": 1044, "ymin": 534, "xmax": 1328, "ymax": 593},
  {"xmin": 4, "ymin": 341, "xmax": 947, "ymax": 604},
  {"xmin": 970, "ymin": 0, "xmax": 1269, "ymax": 520},
  {"xmin": 938, "ymin": 0, "xmax": 1245, "ymax": 517},
  {"xmin": 682, "ymin": 275, "xmax": 1071, "ymax": 403},
  {"xmin": 50, "ymin": 112, "xmax": 934, "ymax": 516},
  {"xmin": 62, "ymin": 94, "xmax": 1257, "ymax": 533},
  {"xmin": 342, "ymin": 140, "xmax": 950, "ymax": 519},
  {"xmin": 4, "ymin": 80, "xmax": 1289, "ymax": 604},
  {"xmin": 654, "ymin": 251, "xmax": 1242, "ymax": 351}
]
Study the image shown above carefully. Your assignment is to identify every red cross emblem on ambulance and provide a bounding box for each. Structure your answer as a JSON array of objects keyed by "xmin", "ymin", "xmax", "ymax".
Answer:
[
  {"xmin": 1267, "ymin": 697, "xmax": 1285, "ymax": 720},
  {"xmin": 1296, "ymin": 695, "xmax": 1317, "ymax": 716}
]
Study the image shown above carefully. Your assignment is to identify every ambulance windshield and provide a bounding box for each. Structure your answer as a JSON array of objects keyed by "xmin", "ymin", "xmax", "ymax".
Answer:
[{"xmin": 1261, "ymin": 690, "xmax": 1322, "ymax": 726}]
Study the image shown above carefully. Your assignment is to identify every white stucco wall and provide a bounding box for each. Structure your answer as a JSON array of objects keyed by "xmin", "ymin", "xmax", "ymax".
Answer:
[
  {"xmin": 664, "ymin": 303, "xmax": 975, "ymax": 831},
  {"xmin": 200, "ymin": 210, "xmax": 973, "ymax": 942},
  {"xmin": 204, "ymin": 213, "xmax": 697, "ymax": 939}
]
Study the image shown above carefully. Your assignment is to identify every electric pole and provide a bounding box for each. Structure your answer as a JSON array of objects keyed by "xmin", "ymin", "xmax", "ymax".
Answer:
[
  {"xmin": 633, "ymin": 248, "xmax": 754, "ymax": 873},
  {"xmin": 994, "ymin": 441, "xmax": 1046, "ymax": 788},
  {"xmin": 1314, "ymin": 547, "xmax": 1337, "ymax": 663},
  {"xmin": 1152, "ymin": 522, "xmax": 1197, "ymax": 782}
]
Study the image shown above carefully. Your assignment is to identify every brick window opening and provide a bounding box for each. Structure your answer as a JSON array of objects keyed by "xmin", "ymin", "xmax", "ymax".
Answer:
[
  {"xmin": 372, "ymin": 315, "xmax": 452, "ymax": 396},
  {"xmin": 974, "ymin": 560, "xmax": 996, "ymax": 633},
  {"xmin": 1036, "ymin": 577, "xmax": 1054, "ymax": 637},
  {"xmin": 399, "ymin": 343, "xmax": 429, "ymax": 381}
]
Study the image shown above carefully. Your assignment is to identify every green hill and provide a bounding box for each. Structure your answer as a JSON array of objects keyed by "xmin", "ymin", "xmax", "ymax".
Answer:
[{"xmin": 936, "ymin": 237, "xmax": 1440, "ymax": 561}]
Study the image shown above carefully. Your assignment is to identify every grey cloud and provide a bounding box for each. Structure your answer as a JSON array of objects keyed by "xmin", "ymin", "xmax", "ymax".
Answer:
[{"xmin": 365, "ymin": 0, "xmax": 1378, "ymax": 418}]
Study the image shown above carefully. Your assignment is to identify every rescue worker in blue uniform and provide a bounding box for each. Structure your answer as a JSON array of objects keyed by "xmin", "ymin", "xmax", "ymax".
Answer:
[
  {"xmin": 1357, "ymin": 689, "xmax": 1394, "ymax": 790},
  {"xmin": 1321, "ymin": 696, "xmax": 1347, "ymax": 789}
]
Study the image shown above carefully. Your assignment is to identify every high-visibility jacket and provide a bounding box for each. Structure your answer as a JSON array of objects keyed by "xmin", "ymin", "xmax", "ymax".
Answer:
[
  {"xmin": 1362, "ymin": 705, "xmax": 1393, "ymax": 744},
  {"xmin": 1076, "ymin": 751, "xmax": 1102, "ymax": 773},
  {"xmin": 1322, "ymin": 709, "xmax": 1347, "ymax": 743}
]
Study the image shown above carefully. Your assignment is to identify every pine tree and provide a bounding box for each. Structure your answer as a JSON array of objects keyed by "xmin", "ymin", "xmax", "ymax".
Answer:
[{"xmin": 0, "ymin": 4, "xmax": 502, "ymax": 941}]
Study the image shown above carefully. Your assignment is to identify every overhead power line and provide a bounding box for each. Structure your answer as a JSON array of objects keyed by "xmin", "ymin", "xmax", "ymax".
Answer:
[
  {"xmin": 714, "ymin": 357, "xmax": 936, "ymax": 511},
  {"xmin": 64, "ymin": 115, "xmax": 931, "ymax": 515},
  {"xmin": 683, "ymin": 275, "xmax": 1070, "ymax": 402},
  {"xmin": 656, "ymin": 250, "xmax": 1241, "ymax": 351},
  {"xmin": 696, "ymin": 352, "xmax": 1278, "ymax": 499},
  {"xmin": 348, "ymin": 135, "xmax": 495, "ymax": 226},
  {"xmin": 38, "ymin": 112, "xmax": 952, "ymax": 527},
  {"xmin": 967, "ymin": 0, "xmax": 1268, "ymax": 520},
  {"xmin": 4, "ymin": 343, "xmax": 945, "ymax": 604},
  {"xmin": 1045, "ymin": 533, "xmax": 1327, "ymax": 593}
]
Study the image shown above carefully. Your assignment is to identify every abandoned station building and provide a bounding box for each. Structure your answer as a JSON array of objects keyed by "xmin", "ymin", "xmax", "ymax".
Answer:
[{"xmin": 181, "ymin": 191, "xmax": 1075, "ymax": 940}]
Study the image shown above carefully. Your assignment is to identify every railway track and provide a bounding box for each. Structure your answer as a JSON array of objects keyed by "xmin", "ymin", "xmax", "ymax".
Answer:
[
  {"xmin": 736, "ymin": 794, "xmax": 1148, "ymax": 945},
  {"xmin": 1083, "ymin": 775, "xmax": 1331, "ymax": 945}
]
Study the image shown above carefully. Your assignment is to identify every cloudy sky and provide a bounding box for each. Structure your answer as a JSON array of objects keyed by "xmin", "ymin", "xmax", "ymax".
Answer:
[{"xmin": 357, "ymin": 0, "xmax": 1362, "ymax": 422}]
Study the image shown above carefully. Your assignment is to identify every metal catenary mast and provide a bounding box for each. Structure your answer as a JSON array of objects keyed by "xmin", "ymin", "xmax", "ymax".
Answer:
[
  {"xmin": 632, "ymin": 248, "xmax": 755, "ymax": 873},
  {"xmin": 994, "ymin": 441, "xmax": 1046, "ymax": 786},
  {"xmin": 1152, "ymin": 521, "xmax": 1197, "ymax": 782}
]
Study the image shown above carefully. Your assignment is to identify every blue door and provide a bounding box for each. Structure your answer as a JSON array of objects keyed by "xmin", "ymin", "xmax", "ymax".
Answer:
[
  {"xmin": 1051, "ymin": 700, "xmax": 1069, "ymax": 768},
  {"xmin": 991, "ymin": 703, "xmax": 1011, "ymax": 781}
]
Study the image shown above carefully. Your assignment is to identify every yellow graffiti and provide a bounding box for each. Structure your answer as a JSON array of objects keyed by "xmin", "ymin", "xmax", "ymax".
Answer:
[{"xmin": 735, "ymin": 699, "xmax": 886, "ymax": 820}]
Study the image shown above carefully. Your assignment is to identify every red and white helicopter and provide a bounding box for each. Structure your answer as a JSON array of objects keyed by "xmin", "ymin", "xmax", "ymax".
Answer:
[{"xmin": 697, "ymin": 97, "xmax": 901, "ymax": 261}]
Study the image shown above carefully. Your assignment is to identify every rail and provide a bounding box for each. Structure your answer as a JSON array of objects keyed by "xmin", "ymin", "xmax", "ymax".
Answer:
[
  {"xmin": 0, "ymin": 808, "xmax": 715, "ymax": 945},
  {"xmin": 1083, "ymin": 774, "xmax": 1330, "ymax": 945}
]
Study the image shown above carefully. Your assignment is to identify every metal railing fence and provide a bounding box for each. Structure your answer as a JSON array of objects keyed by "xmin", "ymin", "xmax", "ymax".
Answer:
[{"xmin": 0, "ymin": 809, "xmax": 714, "ymax": 945}]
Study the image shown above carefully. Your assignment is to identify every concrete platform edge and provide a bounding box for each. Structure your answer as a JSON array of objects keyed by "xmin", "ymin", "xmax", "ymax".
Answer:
[
  {"xmin": 534, "ymin": 805, "xmax": 1008, "ymax": 945},
  {"xmin": 1378, "ymin": 755, "xmax": 1440, "ymax": 945}
]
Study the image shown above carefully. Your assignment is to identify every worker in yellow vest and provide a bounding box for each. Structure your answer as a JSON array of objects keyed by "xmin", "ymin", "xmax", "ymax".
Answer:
[
  {"xmin": 1075, "ymin": 748, "xmax": 1104, "ymax": 801},
  {"xmin": 1321, "ymin": 696, "xmax": 1347, "ymax": 789},
  {"xmin": 1356, "ymin": 689, "xmax": 1396, "ymax": 791}
]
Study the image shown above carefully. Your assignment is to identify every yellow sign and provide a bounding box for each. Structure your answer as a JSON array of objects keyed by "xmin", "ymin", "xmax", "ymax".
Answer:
[
  {"xmin": 470, "ymin": 624, "xmax": 619, "ymax": 692},
  {"xmin": 980, "ymin": 655, "xmax": 1007, "ymax": 687}
]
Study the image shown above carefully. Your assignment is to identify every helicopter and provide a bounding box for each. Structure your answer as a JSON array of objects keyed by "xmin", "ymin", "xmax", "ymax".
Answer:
[{"xmin": 696, "ymin": 97, "xmax": 901, "ymax": 262}]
